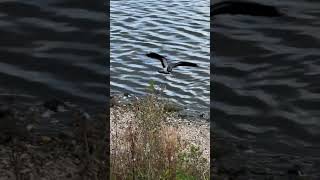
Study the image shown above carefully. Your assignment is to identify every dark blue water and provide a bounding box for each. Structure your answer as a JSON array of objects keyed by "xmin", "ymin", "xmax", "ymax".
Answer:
[
  {"xmin": 213, "ymin": 0, "xmax": 320, "ymax": 156},
  {"xmin": 0, "ymin": 0, "xmax": 107, "ymax": 112}
]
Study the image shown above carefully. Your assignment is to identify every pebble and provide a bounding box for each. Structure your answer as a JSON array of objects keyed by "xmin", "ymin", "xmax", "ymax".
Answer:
[
  {"xmin": 26, "ymin": 124, "xmax": 34, "ymax": 131},
  {"xmin": 41, "ymin": 110, "xmax": 54, "ymax": 118},
  {"xmin": 41, "ymin": 136, "xmax": 52, "ymax": 143}
]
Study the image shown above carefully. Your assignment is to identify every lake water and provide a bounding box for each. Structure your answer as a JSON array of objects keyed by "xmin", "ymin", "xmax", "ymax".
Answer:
[
  {"xmin": 0, "ymin": 0, "xmax": 107, "ymax": 112},
  {"xmin": 213, "ymin": 0, "xmax": 320, "ymax": 156},
  {"xmin": 110, "ymin": 0, "xmax": 210, "ymax": 112}
]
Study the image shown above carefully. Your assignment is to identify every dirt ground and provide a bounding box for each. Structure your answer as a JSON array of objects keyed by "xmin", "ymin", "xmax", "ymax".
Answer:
[{"xmin": 0, "ymin": 96, "xmax": 108, "ymax": 180}]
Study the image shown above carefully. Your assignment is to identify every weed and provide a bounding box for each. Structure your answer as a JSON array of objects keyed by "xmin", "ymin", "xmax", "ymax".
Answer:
[{"xmin": 111, "ymin": 83, "xmax": 209, "ymax": 179}]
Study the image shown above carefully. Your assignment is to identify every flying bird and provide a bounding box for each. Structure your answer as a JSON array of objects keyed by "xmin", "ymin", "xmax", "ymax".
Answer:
[
  {"xmin": 212, "ymin": 1, "xmax": 282, "ymax": 17},
  {"xmin": 146, "ymin": 52, "xmax": 199, "ymax": 74}
]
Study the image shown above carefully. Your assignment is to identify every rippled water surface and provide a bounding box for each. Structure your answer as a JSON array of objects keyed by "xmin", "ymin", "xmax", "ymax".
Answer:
[
  {"xmin": 213, "ymin": 0, "xmax": 320, "ymax": 156},
  {"xmin": 0, "ymin": 0, "xmax": 106, "ymax": 111},
  {"xmin": 111, "ymin": 0, "xmax": 210, "ymax": 112}
]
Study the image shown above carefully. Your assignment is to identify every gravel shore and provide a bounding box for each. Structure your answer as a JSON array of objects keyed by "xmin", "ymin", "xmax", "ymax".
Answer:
[{"xmin": 110, "ymin": 105, "xmax": 210, "ymax": 162}]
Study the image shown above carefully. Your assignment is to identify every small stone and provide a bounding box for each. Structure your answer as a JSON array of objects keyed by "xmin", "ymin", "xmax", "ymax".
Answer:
[
  {"xmin": 82, "ymin": 112, "xmax": 90, "ymax": 120},
  {"xmin": 71, "ymin": 140, "xmax": 77, "ymax": 145},
  {"xmin": 244, "ymin": 149, "xmax": 255, "ymax": 154},
  {"xmin": 41, "ymin": 136, "xmax": 51, "ymax": 143},
  {"xmin": 41, "ymin": 110, "xmax": 54, "ymax": 118},
  {"xmin": 57, "ymin": 105, "xmax": 67, "ymax": 112},
  {"xmin": 50, "ymin": 119, "xmax": 59, "ymax": 124},
  {"xmin": 26, "ymin": 124, "xmax": 34, "ymax": 131}
]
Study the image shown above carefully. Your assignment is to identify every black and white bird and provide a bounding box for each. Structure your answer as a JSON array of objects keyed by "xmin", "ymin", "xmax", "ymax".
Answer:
[{"xmin": 146, "ymin": 52, "xmax": 199, "ymax": 74}]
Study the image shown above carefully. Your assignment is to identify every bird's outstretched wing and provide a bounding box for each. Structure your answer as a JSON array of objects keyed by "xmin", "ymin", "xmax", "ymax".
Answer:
[
  {"xmin": 172, "ymin": 61, "xmax": 198, "ymax": 68},
  {"xmin": 146, "ymin": 52, "xmax": 168, "ymax": 68}
]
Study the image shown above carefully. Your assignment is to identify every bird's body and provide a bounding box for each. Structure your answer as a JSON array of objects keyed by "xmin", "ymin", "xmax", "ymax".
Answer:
[{"xmin": 146, "ymin": 52, "xmax": 198, "ymax": 74}]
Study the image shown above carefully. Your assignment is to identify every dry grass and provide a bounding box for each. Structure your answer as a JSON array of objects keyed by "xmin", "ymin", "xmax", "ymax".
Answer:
[{"xmin": 110, "ymin": 92, "xmax": 209, "ymax": 180}]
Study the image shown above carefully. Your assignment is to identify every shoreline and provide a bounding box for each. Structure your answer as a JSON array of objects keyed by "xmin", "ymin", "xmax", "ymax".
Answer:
[
  {"xmin": 110, "ymin": 93, "xmax": 210, "ymax": 160},
  {"xmin": 111, "ymin": 92, "xmax": 210, "ymax": 120},
  {"xmin": 110, "ymin": 105, "xmax": 210, "ymax": 161},
  {"xmin": 110, "ymin": 94, "xmax": 210, "ymax": 179}
]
